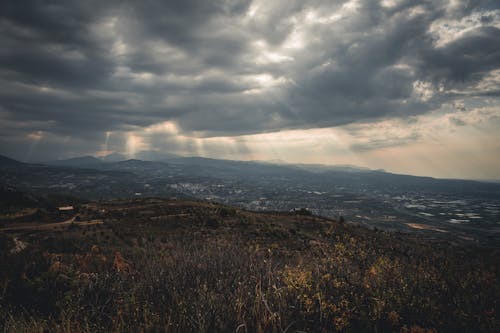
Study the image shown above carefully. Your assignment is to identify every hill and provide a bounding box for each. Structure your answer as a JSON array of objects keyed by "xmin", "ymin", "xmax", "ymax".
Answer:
[
  {"xmin": 0, "ymin": 154, "xmax": 23, "ymax": 167},
  {"xmin": 0, "ymin": 157, "xmax": 174, "ymax": 200},
  {"xmin": 1, "ymin": 198, "xmax": 498, "ymax": 332},
  {"xmin": 45, "ymin": 156, "xmax": 104, "ymax": 167},
  {"xmin": 100, "ymin": 152, "xmax": 128, "ymax": 162}
]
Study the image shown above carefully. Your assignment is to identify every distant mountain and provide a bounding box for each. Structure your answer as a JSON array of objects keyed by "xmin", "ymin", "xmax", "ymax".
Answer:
[
  {"xmin": 97, "ymin": 151, "xmax": 179, "ymax": 163},
  {"xmin": 283, "ymin": 163, "xmax": 374, "ymax": 174},
  {"xmin": 165, "ymin": 156, "xmax": 307, "ymax": 179},
  {"xmin": 101, "ymin": 159, "xmax": 171, "ymax": 172},
  {"xmin": 2, "ymin": 151, "xmax": 500, "ymax": 205},
  {"xmin": 45, "ymin": 156, "xmax": 103, "ymax": 167},
  {"xmin": 100, "ymin": 153, "xmax": 127, "ymax": 162},
  {"xmin": 44, "ymin": 153, "xmax": 383, "ymax": 176},
  {"xmin": 52, "ymin": 154, "xmax": 500, "ymax": 199},
  {"xmin": 133, "ymin": 150, "xmax": 179, "ymax": 161},
  {"xmin": 0, "ymin": 156, "xmax": 159, "ymax": 200},
  {"xmin": 0, "ymin": 154, "xmax": 23, "ymax": 167}
]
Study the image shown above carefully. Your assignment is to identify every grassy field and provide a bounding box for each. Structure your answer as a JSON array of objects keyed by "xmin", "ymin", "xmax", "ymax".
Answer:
[{"xmin": 1, "ymin": 198, "xmax": 499, "ymax": 332}]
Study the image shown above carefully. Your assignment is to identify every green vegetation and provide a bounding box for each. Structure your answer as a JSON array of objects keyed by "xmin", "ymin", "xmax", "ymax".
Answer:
[{"xmin": 0, "ymin": 198, "xmax": 498, "ymax": 332}]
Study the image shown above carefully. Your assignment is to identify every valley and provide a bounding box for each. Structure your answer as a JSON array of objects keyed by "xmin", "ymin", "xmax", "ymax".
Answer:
[{"xmin": 1, "ymin": 154, "xmax": 499, "ymax": 245}]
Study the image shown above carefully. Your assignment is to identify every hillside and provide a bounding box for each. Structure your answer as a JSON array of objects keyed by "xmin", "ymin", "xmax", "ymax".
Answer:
[
  {"xmin": 1, "ymin": 198, "xmax": 498, "ymax": 332},
  {"xmin": 44, "ymin": 156, "xmax": 104, "ymax": 167},
  {"xmin": 0, "ymin": 154, "xmax": 23, "ymax": 167}
]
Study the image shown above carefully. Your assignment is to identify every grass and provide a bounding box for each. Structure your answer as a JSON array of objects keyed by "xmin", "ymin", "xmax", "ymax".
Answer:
[{"xmin": 0, "ymin": 198, "xmax": 498, "ymax": 332}]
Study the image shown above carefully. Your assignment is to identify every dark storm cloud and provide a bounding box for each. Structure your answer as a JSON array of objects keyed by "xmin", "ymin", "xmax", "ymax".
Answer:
[
  {"xmin": 418, "ymin": 25, "xmax": 500, "ymax": 84},
  {"xmin": 0, "ymin": 1, "xmax": 117, "ymax": 87},
  {"xmin": 0, "ymin": 0, "xmax": 499, "ymax": 160}
]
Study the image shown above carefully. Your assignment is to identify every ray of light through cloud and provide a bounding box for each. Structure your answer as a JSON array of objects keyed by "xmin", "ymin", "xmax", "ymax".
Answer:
[{"xmin": 0, "ymin": 0, "xmax": 499, "ymax": 179}]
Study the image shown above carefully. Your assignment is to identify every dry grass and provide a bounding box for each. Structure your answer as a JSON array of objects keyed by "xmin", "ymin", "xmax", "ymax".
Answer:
[{"xmin": 0, "ymin": 198, "xmax": 498, "ymax": 332}]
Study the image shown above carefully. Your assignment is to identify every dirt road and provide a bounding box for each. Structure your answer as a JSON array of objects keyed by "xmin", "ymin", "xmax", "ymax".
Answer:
[{"xmin": 1, "ymin": 217, "xmax": 104, "ymax": 231}]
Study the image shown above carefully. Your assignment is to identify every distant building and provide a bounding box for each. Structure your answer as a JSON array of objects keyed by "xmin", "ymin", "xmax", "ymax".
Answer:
[{"xmin": 58, "ymin": 206, "xmax": 74, "ymax": 211}]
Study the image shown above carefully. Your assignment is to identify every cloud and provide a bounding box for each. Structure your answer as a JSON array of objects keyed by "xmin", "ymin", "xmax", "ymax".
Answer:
[
  {"xmin": 349, "ymin": 133, "xmax": 421, "ymax": 153},
  {"xmin": 0, "ymin": 0, "xmax": 499, "ymax": 163}
]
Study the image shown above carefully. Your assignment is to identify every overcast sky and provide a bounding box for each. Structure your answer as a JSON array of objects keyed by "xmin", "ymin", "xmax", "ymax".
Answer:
[{"xmin": 1, "ymin": 0, "xmax": 499, "ymax": 179}]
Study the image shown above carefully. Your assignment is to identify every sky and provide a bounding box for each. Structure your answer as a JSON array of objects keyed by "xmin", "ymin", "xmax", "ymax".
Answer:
[{"xmin": 1, "ymin": 0, "xmax": 500, "ymax": 179}]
